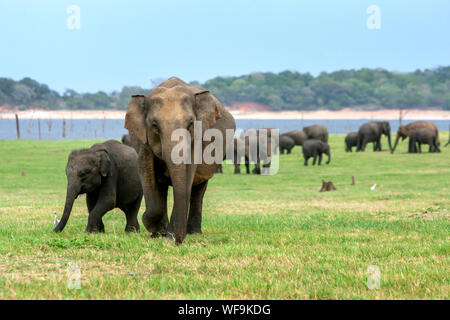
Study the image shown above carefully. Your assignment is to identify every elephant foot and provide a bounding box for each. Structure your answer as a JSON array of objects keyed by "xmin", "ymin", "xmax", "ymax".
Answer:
[
  {"xmin": 142, "ymin": 212, "xmax": 167, "ymax": 234},
  {"xmin": 85, "ymin": 225, "xmax": 104, "ymax": 233},
  {"xmin": 187, "ymin": 227, "xmax": 202, "ymax": 235},
  {"xmin": 125, "ymin": 224, "xmax": 140, "ymax": 233}
]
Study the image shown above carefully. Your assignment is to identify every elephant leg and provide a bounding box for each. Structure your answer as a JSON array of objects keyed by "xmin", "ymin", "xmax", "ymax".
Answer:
[
  {"xmin": 245, "ymin": 156, "xmax": 250, "ymax": 174},
  {"xmin": 280, "ymin": 148, "xmax": 285, "ymax": 154},
  {"xmin": 86, "ymin": 192, "xmax": 105, "ymax": 233},
  {"xmin": 234, "ymin": 163, "xmax": 241, "ymax": 174},
  {"xmin": 142, "ymin": 183, "xmax": 168, "ymax": 237},
  {"xmin": 304, "ymin": 156, "xmax": 308, "ymax": 166},
  {"xmin": 312, "ymin": 153, "xmax": 317, "ymax": 165},
  {"xmin": 287, "ymin": 148, "xmax": 292, "ymax": 154},
  {"xmin": 318, "ymin": 153, "xmax": 323, "ymax": 165},
  {"xmin": 361, "ymin": 137, "xmax": 367, "ymax": 152},
  {"xmin": 123, "ymin": 196, "xmax": 142, "ymax": 232},
  {"xmin": 85, "ymin": 198, "xmax": 114, "ymax": 233},
  {"xmin": 187, "ymin": 181, "xmax": 208, "ymax": 235}
]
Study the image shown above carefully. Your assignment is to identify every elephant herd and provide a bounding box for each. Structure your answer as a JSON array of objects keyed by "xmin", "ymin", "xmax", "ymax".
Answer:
[
  {"xmin": 52, "ymin": 77, "xmax": 444, "ymax": 245},
  {"xmin": 344, "ymin": 121, "xmax": 441, "ymax": 154}
]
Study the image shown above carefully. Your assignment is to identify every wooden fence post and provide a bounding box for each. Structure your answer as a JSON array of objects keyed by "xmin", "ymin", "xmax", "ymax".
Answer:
[
  {"xmin": 38, "ymin": 119, "xmax": 42, "ymax": 140},
  {"xmin": 15, "ymin": 114, "xmax": 20, "ymax": 140}
]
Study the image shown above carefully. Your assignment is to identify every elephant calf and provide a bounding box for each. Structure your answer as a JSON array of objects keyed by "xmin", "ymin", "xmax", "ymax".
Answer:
[
  {"xmin": 410, "ymin": 128, "xmax": 440, "ymax": 153},
  {"xmin": 54, "ymin": 140, "xmax": 143, "ymax": 233},
  {"xmin": 302, "ymin": 139, "xmax": 331, "ymax": 166},
  {"xmin": 279, "ymin": 135, "xmax": 295, "ymax": 154},
  {"xmin": 345, "ymin": 132, "xmax": 358, "ymax": 152}
]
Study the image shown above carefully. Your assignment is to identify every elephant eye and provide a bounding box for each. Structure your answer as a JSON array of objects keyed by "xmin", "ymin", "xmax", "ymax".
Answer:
[
  {"xmin": 79, "ymin": 170, "xmax": 90, "ymax": 177},
  {"xmin": 151, "ymin": 120, "xmax": 159, "ymax": 133}
]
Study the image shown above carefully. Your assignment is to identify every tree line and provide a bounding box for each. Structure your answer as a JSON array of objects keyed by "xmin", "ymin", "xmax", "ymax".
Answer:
[{"xmin": 1, "ymin": 66, "xmax": 449, "ymax": 111}]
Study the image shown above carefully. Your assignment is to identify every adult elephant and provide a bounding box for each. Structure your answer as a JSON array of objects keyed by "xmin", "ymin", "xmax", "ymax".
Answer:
[
  {"xmin": 125, "ymin": 77, "xmax": 236, "ymax": 245},
  {"xmin": 391, "ymin": 121, "xmax": 439, "ymax": 153},
  {"xmin": 356, "ymin": 121, "xmax": 392, "ymax": 152},
  {"xmin": 282, "ymin": 130, "xmax": 307, "ymax": 146},
  {"xmin": 303, "ymin": 125, "xmax": 328, "ymax": 143}
]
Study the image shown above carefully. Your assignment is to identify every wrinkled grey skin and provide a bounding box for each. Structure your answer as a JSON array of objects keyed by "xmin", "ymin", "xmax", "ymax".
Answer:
[
  {"xmin": 279, "ymin": 135, "xmax": 295, "ymax": 154},
  {"xmin": 54, "ymin": 140, "xmax": 143, "ymax": 233},
  {"xmin": 303, "ymin": 125, "xmax": 329, "ymax": 143},
  {"xmin": 302, "ymin": 139, "xmax": 331, "ymax": 166},
  {"xmin": 345, "ymin": 132, "xmax": 358, "ymax": 152},
  {"xmin": 357, "ymin": 121, "xmax": 392, "ymax": 152},
  {"xmin": 282, "ymin": 130, "xmax": 307, "ymax": 146},
  {"xmin": 121, "ymin": 133, "xmax": 141, "ymax": 153},
  {"xmin": 410, "ymin": 128, "xmax": 441, "ymax": 153}
]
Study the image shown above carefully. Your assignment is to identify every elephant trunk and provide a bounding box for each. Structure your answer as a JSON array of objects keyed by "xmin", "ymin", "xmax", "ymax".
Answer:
[
  {"xmin": 391, "ymin": 133, "xmax": 400, "ymax": 154},
  {"xmin": 162, "ymin": 136, "xmax": 194, "ymax": 245},
  {"xmin": 387, "ymin": 132, "xmax": 393, "ymax": 153},
  {"xmin": 54, "ymin": 182, "xmax": 80, "ymax": 232}
]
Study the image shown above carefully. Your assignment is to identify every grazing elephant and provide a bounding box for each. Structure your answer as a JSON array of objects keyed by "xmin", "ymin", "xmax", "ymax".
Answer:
[
  {"xmin": 282, "ymin": 130, "xmax": 307, "ymax": 146},
  {"xmin": 121, "ymin": 133, "xmax": 141, "ymax": 153},
  {"xmin": 302, "ymin": 139, "xmax": 331, "ymax": 166},
  {"xmin": 391, "ymin": 121, "xmax": 439, "ymax": 153},
  {"xmin": 124, "ymin": 77, "xmax": 236, "ymax": 244},
  {"xmin": 54, "ymin": 140, "xmax": 143, "ymax": 233},
  {"xmin": 279, "ymin": 135, "xmax": 295, "ymax": 154},
  {"xmin": 410, "ymin": 128, "xmax": 440, "ymax": 153},
  {"xmin": 345, "ymin": 132, "xmax": 358, "ymax": 152},
  {"xmin": 241, "ymin": 128, "xmax": 278, "ymax": 174},
  {"xmin": 356, "ymin": 121, "xmax": 392, "ymax": 152},
  {"xmin": 303, "ymin": 125, "xmax": 329, "ymax": 143}
]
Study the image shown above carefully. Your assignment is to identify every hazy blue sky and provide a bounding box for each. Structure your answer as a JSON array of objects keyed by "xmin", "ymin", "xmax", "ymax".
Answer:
[{"xmin": 0, "ymin": 0, "xmax": 449, "ymax": 93}]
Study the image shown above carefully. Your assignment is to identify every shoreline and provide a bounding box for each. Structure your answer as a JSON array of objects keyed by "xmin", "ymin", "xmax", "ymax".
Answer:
[{"xmin": 0, "ymin": 108, "xmax": 449, "ymax": 120}]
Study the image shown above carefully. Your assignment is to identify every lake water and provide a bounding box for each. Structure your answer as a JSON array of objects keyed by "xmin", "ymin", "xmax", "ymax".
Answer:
[{"xmin": 0, "ymin": 118, "xmax": 448, "ymax": 140}]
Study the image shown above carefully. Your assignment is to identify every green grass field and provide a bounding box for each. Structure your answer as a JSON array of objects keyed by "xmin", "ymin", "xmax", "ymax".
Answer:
[{"xmin": 0, "ymin": 135, "xmax": 449, "ymax": 299}]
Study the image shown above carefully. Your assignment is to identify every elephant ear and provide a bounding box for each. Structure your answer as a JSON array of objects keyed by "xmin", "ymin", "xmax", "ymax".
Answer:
[
  {"xmin": 125, "ymin": 95, "xmax": 147, "ymax": 144},
  {"xmin": 192, "ymin": 87, "xmax": 222, "ymax": 128},
  {"xmin": 95, "ymin": 149, "xmax": 111, "ymax": 178}
]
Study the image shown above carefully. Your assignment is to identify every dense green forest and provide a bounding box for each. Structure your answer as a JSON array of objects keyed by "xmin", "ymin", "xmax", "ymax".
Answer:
[{"xmin": 1, "ymin": 67, "xmax": 450, "ymax": 111}]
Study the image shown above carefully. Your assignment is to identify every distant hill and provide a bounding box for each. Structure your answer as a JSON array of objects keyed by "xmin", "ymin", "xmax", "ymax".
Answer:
[{"xmin": 1, "ymin": 67, "xmax": 449, "ymax": 111}]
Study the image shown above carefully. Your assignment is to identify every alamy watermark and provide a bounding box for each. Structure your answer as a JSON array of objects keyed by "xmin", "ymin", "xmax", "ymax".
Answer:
[
  {"xmin": 67, "ymin": 5, "xmax": 81, "ymax": 30},
  {"xmin": 366, "ymin": 5, "xmax": 381, "ymax": 30},
  {"xmin": 366, "ymin": 265, "xmax": 381, "ymax": 290},
  {"xmin": 67, "ymin": 261, "xmax": 81, "ymax": 289},
  {"xmin": 169, "ymin": 123, "xmax": 280, "ymax": 175}
]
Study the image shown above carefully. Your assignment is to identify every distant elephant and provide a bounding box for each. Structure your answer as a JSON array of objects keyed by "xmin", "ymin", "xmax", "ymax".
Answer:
[
  {"xmin": 215, "ymin": 164, "xmax": 223, "ymax": 173},
  {"xmin": 125, "ymin": 77, "xmax": 236, "ymax": 244},
  {"xmin": 302, "ymin": 139, "xmax": 331, "ymax": 166},
  {"xmin": 303, "ymin": 125, "xmax": 328, "ymax": 143},
  {"xmin": 410, "ymin": 128, "xmax": 440, "ymax": 153},
  {"xmin": 345, "ymin": 132, "xmax": 358, "ymax": 152},
  {"xmin": 356, "ymin": 121, "xmax": 392, "ymax": 152},
  {"xmin": 279, "ymin": 135, "xmax": 295, "ymax": 154},
  {"xmin": 227, "ymin": 138, "xmax": 246, "ymax": 174},
  {"xmin": 391, "ymin": 121, "xmax": 439, "ymax": 153},
  {"xmin": 121, "ymin": 133, "xmax": 141, "ymax": 153},
  {"xmin": 54, "ymin": 140, "xmax": 143, "ymax": 233},
  {"xmin": 241, "ymin": 128, "xmax": 278, "ymax": 174},
  {"xmin": 282, "ymin": 130, "xmax": 307, "ymax": 146}
]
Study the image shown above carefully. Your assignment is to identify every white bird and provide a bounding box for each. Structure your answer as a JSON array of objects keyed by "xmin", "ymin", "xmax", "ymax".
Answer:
[
  {"xmin": 370, "ymin": 184, "xmax": 377, "ymax": 191},
  {"xmin": 54, "ymin": 211, "xmax": 60, "ymax": 226}
]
